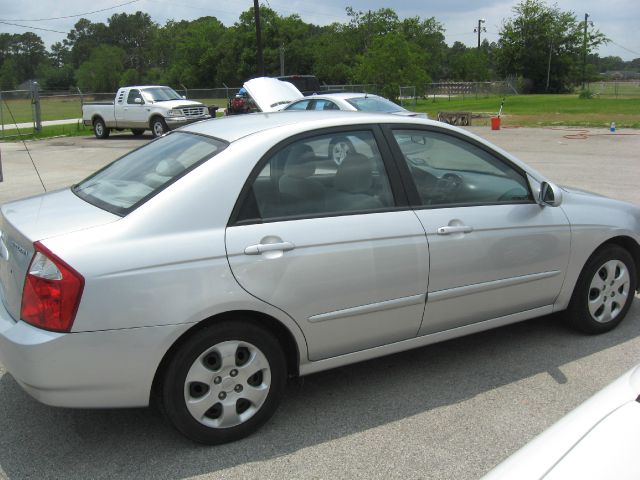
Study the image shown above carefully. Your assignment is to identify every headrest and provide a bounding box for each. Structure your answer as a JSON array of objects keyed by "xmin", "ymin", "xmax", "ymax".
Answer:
[
  {"xmin": 334, "ymin": 153, "xmax": 373, "ymax": 193},
  {"xmin": 283, "ymin": 144, "xmax": 316, "ymax": 178}
]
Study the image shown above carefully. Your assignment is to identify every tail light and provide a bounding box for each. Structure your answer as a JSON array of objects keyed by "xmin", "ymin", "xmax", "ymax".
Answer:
[{"xmin": 21, "ymin": 242, "xmax": 84, "ymax": 333}]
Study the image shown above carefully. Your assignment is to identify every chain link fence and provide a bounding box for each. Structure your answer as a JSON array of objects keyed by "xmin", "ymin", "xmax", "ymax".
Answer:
[
  {"xmin": 0, "ymin": 88, "xmax": 37, "ymax": 138},
  {"xmin": 424, "ymin": 81, "xmax": 516, "ymax": 100},
  {"xmin": 586, "ymin": 81, "xmax": 640, "ymax": 97}
]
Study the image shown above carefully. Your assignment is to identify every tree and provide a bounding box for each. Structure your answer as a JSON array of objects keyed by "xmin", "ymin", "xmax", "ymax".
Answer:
[
  {"xmin": 64, "ymin": 19, "xmax": 108, "ymax": 68},
  {"xmin": 75, "ymin": 45, "xmax": 125, "ymax": 92},
  {"xmin": 400, "ymin": 16, "xmax": 447, "ymax": 81},
  {"xmin": 106, "ymin": 12, "xmax": 158, "ymax": 73},
  {"xmin": 0, "ymin": 58, "xmax": 19, "ymax": 89},
  {"xmin": 495, "ymin": 0, "xmax": 606, "ymax": 92},
  {"xmin": 353, "ymin": 33, "xmax": 429, "ymax": 101}
]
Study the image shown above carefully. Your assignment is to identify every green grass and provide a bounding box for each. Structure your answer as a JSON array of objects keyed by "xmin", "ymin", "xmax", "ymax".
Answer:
[
  {"xmin": 1, "ymin": 97, "xmax": 83, "ymax": 124},
  {"xmin": 415, "ymin": 94, "xmax": 640, "ymax": 128},
  {"xmin": 0, "ymin": 122, "xmax": 91, "ymax": 142}
]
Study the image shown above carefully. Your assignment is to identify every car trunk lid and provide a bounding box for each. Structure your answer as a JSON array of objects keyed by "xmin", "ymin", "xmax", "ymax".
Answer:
[{"xmin": 0, "ymin": 189, "xmax": 119, "ymax": 321}]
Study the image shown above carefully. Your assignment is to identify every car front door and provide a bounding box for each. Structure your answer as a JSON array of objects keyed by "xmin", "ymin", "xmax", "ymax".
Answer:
[
  {"xmin": 386, "ymin": 127, "xmax": 571, "ymax": 335},
  {"xmin": 225, "ymin": 128, "xmax": 429, "ymax": 361},
  {"xmin": 119, "ymin": 89, "xmax": 148, "ymax": 128}
]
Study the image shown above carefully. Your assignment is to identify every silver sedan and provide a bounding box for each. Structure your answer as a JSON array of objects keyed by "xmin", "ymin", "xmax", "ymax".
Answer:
[{"xmin": 0, "ymin": 111, "xmax": 638, "ymax": 444}]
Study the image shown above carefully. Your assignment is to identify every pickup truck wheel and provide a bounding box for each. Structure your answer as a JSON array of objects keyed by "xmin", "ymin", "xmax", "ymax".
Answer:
[
  {"xmin": 131, "ymin": 128, "xmax": 145, "ymax": 136},
  {"xmin": 151, "ymin": 117, "xmax": 168, "ymax": 137},
  {"xmin": 93, "ymin": 118, "xmax": 110, "ymax": 139}
]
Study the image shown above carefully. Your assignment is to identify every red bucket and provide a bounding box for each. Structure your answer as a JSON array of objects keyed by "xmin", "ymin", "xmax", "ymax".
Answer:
[{"xmin": 491, "ymin": 116, "xmax": 501, "ymax": 130}]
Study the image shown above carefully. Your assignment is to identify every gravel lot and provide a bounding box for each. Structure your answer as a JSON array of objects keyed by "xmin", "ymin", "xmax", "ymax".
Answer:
[{"xmin": 0, "ymin": 126, "xmax": 639, "ymax": 480}]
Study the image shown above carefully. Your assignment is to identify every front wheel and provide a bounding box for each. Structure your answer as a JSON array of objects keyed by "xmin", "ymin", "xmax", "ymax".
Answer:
[
  {"xmin": 159, "ymin": 320, "xmax": 287, "ymax": 444},
  {"xmin": 567, "ymin": 245, "xmax": 637, "ymax": 334},
  {"xmin": 151, "ymin": 117, "xmax": 168, "ymax": 137},
  {"xmin": 93, "ymin": 118, "xmax": 110, "ymax": 139}
]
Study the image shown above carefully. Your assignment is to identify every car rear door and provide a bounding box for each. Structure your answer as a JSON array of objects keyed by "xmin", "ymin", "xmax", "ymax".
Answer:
[
  {"xmin": 225, "ymin": 127, "xmax": 429, "ymax": 361},
  {"xmin": 385, "ymin": 126, "xmax": 571, "ymax": 335}
]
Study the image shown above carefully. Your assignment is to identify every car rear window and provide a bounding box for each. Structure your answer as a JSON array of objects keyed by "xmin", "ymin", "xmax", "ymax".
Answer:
[
  {"xmin": 73, "ymin": 132, "xmax": 226, "ymax": 216},
  {"xmin": 346, "ymin": 96, "xmax": 406, "ymax": 113}
]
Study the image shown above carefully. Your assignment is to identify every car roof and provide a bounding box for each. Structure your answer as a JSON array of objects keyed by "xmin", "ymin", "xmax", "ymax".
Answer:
[
  {"xmin": 182, "ymin": 110, "xmax": 429, "ymax": 143},
  {"xmin": 180, "ymin": 111, "xmax": 545, "ymax": 181},
  {"xmin": 292, "ymin": 92, "xmax": 379, "ymax": 101}
]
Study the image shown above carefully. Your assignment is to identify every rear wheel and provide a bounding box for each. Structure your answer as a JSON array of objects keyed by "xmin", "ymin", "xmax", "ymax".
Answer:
[
  {"xmin": 93, "ymin": 117, "xmax": 110, "ymax": 139},
  {"xmin": 159, "ymin": 320, "xmax": 287, "ymax": 444},
  {"xmin": 151, "ymin": 117, "xmax": 168, "ymax": 137},
  {"xmin": 567, "ymin": 245, "xmax": 637, "ymax": 334},
  {"xmin": 131, "ymin": 128, "xmax": 145, "ymax": 136}
]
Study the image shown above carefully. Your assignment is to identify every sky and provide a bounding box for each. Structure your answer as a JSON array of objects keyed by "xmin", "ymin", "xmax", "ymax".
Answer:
[{"xmin": 0, "ymin": 0, "xmax": 638, "ymax": 61}]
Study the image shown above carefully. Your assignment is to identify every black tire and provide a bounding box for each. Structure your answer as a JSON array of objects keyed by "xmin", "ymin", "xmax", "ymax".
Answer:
[
  {"xmin": 159, "ymin": 319, "xmax": 287, "ymax": 444},
  {"xmin": 151, "ymin": 117, "xmax": 168, "ymax": 137},
  {"xmin": 131, "ymin": 128, "xmax": 145, "ymax": 136},
  {"xmin": 93, "ymin": 117, "xmax": 110, "ymax": 139},
  {"xmin": 328, "ymin": 137, "xmax": 355, "ymax": 165},
  {"xmin": 567, "ymin": 245, "xmax": 637, "ymax": 334}
]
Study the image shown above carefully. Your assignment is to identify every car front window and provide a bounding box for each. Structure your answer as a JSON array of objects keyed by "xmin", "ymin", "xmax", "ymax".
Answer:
[
  {"xmin": 142, "ymin": 87, "xmax": 183, "ymax": 102},
  {"xmin": 73, "ymin": 132, "xmax": 226, "ymax": 215},
  {"xmin": 393, "ymin": 129, "xmax": 532, "ymax": 206}
]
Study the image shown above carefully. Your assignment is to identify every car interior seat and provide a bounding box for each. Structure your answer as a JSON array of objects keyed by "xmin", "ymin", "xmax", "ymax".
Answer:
[
  {"xmin": 278, "ymin": 144, "xmax": 325, "ymax": 214},
  {"xmin": 326, "ymin": 152, "xmax": 384, "ymax": 212}
]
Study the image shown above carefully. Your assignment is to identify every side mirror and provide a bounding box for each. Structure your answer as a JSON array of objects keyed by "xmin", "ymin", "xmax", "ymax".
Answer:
[
  {"xmin": 134, "ymin": 97, "xmax": 143, "ymax": 104},
  {"xmin": 538, "ymin": 181, "xmax": 563, "ymax": 207}
]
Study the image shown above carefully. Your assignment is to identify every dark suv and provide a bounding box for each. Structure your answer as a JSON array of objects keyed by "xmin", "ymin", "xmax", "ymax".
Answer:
[{"xmin": 276, "ymin": 75, "xmax": 321, "ymax": 96}]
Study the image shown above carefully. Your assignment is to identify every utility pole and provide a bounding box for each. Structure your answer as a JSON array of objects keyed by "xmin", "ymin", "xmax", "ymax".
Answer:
[
  {"xmin": 582, "ymin": 13, "xmax": 590, "ymax": 89},
  {"xmin": 474, "ymin": 19, "xmax": 486, "ymax": 49},
  {"xmin": 280, "ymin": 43, "xmax": 285, "ymax": 76},
  {"xmin": 254, "ymin": 0, "xmax": 264, "ymax": 76}
]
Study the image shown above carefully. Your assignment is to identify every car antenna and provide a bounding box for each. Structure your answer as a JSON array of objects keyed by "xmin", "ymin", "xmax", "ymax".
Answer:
[{"xmin": 1, "ymin": 97, "xmax": 46, "ymax": 192}]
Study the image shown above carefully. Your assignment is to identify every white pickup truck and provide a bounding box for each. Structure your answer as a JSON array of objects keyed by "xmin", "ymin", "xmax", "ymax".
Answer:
[{"xmin": 82, "ymin": 85, "xmax": 210, "ymax": 139}]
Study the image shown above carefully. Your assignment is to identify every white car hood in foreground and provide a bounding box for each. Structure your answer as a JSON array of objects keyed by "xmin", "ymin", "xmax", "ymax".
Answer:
[
  {"xmin": 243, "ymin": 77, "xmax": 304, "ymax": 112},
  {"xmin": 483, "ymin": 364, "xmax": 640, "ymax": 480}
]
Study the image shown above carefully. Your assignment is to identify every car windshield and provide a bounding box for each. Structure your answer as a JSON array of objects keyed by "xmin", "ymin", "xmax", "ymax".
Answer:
[
  {"xmin": 346, "ymin": 96, "xmax": 407, "ymax": 113},
  {"xmin": 73, "ymin": 132, "xmax": 226, "ymax": 215},
  {"xmin": 142, "ymin": 87, "xmax": 182, "ymax": 102}
]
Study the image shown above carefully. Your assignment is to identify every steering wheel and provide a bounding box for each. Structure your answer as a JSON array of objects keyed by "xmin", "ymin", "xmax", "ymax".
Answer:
[
  {"xmin": 497, "ymin": 187, "xmax": 529, "ymax": 202},
  {"xmin": 434, "ymin": 173, "xmax": 464, "ymax": 203}
]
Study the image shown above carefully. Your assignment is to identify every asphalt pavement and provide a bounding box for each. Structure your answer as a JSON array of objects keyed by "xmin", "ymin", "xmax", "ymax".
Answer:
[{"xmin": 0, "ymin": 126, "xmax": 639, "ymax": 479}]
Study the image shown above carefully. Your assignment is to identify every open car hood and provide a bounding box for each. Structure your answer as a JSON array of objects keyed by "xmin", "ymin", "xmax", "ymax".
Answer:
[{"xmin": 243, "ymin": 77, "xmax": 303, "ymax": 113}]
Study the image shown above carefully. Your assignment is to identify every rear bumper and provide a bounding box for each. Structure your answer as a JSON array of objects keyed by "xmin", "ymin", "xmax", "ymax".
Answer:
[{"xmin": 0, "ymin": 299, "xmax": 192, "ymax": 408}]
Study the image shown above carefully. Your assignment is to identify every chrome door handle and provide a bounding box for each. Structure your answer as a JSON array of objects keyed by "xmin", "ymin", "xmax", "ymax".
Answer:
[
  {"xmin": 244, "ymin": 241, "xmax": 295, "ymax": 255},
  {"xmin": 437, "ymin": 225, "xmax": 473, "ymax": 235}
]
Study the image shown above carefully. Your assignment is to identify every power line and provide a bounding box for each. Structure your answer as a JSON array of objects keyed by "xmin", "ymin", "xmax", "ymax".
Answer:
[
  {"xmin": 0, "ymin": 0, "xmax": 140, "ymax": 22},
  {"xmin": 0, "ymin": 21, "xmax": 67, "ymax": 34},
  {"xmin": 608, "ymin": 40, "xmax": 640, "ymax": 57},
  {"xmin": 142, "ymin": 0, "xmax": 239, "ymax": 18}
]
